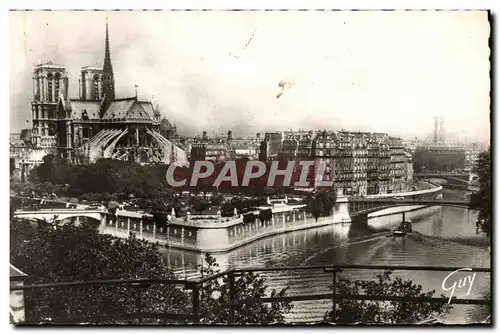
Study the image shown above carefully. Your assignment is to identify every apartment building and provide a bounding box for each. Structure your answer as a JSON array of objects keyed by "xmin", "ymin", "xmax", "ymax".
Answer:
[{"xmin": 259, "ymin": 130, "xmax": 413, "ymax": 196}]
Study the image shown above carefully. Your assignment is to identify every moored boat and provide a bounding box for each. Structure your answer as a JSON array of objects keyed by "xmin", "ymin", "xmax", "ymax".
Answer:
[{"xmin": 388, "ymin": 219, "xmax": 413, "ymax": 237}]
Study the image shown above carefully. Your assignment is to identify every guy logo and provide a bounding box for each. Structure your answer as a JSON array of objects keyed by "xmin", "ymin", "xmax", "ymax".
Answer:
[{"xmin": 441, "ymin": 268, "xmax": 476, "ymax": 304}]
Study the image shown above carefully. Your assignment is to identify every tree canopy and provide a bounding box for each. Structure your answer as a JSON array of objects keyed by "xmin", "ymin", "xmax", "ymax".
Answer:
[
  {"xmin": 305, "ymin": 189, "xmax": 338, "ymax": 221},
  {"xmin": 469, "ymin": 148, "xmax": 491, "ymax": 238},
  {"xmin": 197, "ymin": 253, "xmax": 292, "ymax": 324},
  {"xmin": 24, "ymin": 155, "xmax": 302, "ymax": 201},
  {"xmin": 28, "ymin": 155, "xmax": 173, "ymax": 200},
  {"xmin": 324, "ymin": 270, "xmax": 451, "ymax": 324}
]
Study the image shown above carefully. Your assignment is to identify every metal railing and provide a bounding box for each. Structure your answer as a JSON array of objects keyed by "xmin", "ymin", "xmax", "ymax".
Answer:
[{"xmin": 11, "ymin": 264, "xmax": 491, "ymax": 325}]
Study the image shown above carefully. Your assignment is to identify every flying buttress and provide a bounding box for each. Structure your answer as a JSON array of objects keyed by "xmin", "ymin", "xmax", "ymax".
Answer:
[{"xmin": 103, "ymin": 129, "xmax": 128, "ymax": 158}]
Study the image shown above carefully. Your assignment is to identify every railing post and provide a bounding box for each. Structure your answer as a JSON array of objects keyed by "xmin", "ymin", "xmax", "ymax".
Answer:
[
  {"xmin": 192, "ymin": 284, "xmax": 200, "ymax": 324},
  {"xmin": 10, "ymin": 265, "xmax": 28, "ymax": 324},
  {"xmin": 332, "ymin": 269, "xmax": 337, "ymax": 323},
  {"xmin": 228, "ymin": 272, "xmax": 236, "ymax": 324},
  {"xmin": 135, "ymin": 283, "xmax": 143, "ymax": 324}
]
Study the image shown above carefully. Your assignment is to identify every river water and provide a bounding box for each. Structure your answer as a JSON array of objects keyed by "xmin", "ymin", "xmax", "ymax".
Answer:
[{"xmin": 164, "ymin": 189, "xmax": 490, "ymax": 324}]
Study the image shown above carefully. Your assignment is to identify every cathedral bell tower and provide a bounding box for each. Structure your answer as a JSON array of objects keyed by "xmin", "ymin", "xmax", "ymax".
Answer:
[
  {"xmin": 31, "ymin": 63, "xmax": 68, "ymax": 148},
  {"xmin": 101, "ymin": 18, "xmax": 115, "ymax": 117}
]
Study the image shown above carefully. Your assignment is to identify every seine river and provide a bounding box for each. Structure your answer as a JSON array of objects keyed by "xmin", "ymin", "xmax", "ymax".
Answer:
[{"xmin": 164, "ymin": 188, "xmax": 490, "ymax": 324}]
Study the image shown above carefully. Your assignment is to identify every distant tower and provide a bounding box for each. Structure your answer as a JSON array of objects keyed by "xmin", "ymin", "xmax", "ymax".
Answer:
[
  {"xmin": 31, "ymin": 62, "xmax": 69, "ymax": 148},
  {"xmin": 101, "ymin": 18, "xmax": 115, "ymax": 117},
  {"xmin": 80, "ymin": 66, "xmax": 103, "ymax": 101},
  {"xmin": 438, "ymin": 117, "xmax": 445, "ymax": 144},
  {"xmin": 433, "ymin": 116, "xmax": 439, "ymax": 145}
]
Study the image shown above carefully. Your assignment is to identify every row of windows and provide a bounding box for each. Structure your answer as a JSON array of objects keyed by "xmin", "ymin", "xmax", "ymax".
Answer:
[{"xmin": 45, "ymin": 78, "xmax": 62, "ymax": 103}]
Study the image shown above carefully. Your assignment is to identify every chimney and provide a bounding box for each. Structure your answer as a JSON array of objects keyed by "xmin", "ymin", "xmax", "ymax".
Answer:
[
  {"xmin": 228, "ymin": 130, "xmax": 233, "ymax": 140},
  {"xmin": 202, "ymin": 131, "xmax": 207, "ymax": 140}
]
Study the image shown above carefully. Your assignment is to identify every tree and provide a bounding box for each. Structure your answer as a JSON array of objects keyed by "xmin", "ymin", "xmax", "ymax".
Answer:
[
  {"xmin": 10, "ymin": 157, "xmax": 16, "ymax": 180},
  {"xmin": 198, "ymin": 254, "xmax": 292, "ymax": 324},
  {"xmin": 258, "ymin": 209, "xmax": 273, "ymax": 223},
  {"xmin": 10, "ymin": 220, "xmax": 188, "ymax": 324},
  {"xmin": 193, "ymin": 200, "xmax": 210, "ymax": 213},
  {"xmin": 210, "ymin": 194, "xmax": 223, "ymax": 206},
  {"xmin": 469, "ymin": 148, "xmax": 491, "ymax": 238},
  {"xmin": 305, "ymin": 189, "xmax": 337, "ymax": 221},
  {"xmin": 243, "ymin": 212, "xmax": 256, "ymax": 224},
  {"xmin": 317, "ymin": 189, "xmax": 337, "ymax": 216},
  {"xmin": 324, "ymin": 270, "xmax": 452, "ymax": 324},
  {"xmin": 306, "ymin": 195, "xmax": 323, "ymax": 221},
  {"xmin": 28, "ymin": 158, "xmax": 174, "ymax": 200},
  {"xmin": 134, "ymin": 197, "xmax": 182, "ymax": 226}
]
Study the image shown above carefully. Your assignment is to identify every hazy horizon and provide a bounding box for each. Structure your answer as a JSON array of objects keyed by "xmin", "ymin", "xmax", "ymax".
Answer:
[{"xmin": 10, "ymin": 10, "xmax": 491, "ymax": 144}]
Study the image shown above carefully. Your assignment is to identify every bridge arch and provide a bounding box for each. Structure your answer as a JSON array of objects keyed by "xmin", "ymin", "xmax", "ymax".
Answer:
[
  {"xmin": 14, "ymin": 211, "xmax": 106, "ymax": 224},
  {"xmin": 348, "ymin": 200, "xmax": 470, "ymax": 217}
]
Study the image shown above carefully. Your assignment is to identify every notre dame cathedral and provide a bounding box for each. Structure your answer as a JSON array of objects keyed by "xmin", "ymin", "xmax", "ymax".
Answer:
[{"xmin": 29, "ymin": 20, "xmax": 187, "ymax": 165}]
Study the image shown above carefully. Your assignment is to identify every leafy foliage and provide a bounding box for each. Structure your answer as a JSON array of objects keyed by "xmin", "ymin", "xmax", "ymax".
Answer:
[
  {"xmin": 258, "ymin": 209, "xmax": 273, "ymax": 223},
  {"xmin": 10, "ymin": 157, "xmax": 16, "ymax": 179},
  {"xmin": 11, "ymin": 181, "xmax": 69, "ymax": 198},
  {"xmin": 324, "ymin": 270, "xmax": 452, "ymax": 324},
  {"xmin": 469, "ymin": 148, "xmax": 491, "ymax": 238},
  {"xmin": 198, "ymin": 254, "xmax": 293, "ymax": 324},
  {"xmin": 10, "ymin": 219, "xmax": 188, "ymax": 324},
  {"xmin": 305, "ymin": 189, "xmax": 337, "ymax": 221},
  {"xmin": 412, "ymin": 148, "xmax": 465, "ymax": 173},
  {"xmin": 29, "ymin": 155, "xmax": 173, "ymax": 200},
  {"xmin": 192, "ymin": 200, "xmax": 211, "ymax": 213}
]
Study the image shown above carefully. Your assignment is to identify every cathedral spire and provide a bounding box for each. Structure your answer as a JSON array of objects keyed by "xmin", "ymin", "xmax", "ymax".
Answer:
[
  {"xmin": 105, "ymin": 17, "xmax": 111, "ymax": 64},
  {"xmin": 101, "ymin": 16, "xmax": 115, "ymax": 117}
]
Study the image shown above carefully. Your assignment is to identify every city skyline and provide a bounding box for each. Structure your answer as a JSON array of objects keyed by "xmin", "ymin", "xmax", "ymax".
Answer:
[{"xmin": 10, "ymin": 10, "xmax": 490, "ymax": 143}]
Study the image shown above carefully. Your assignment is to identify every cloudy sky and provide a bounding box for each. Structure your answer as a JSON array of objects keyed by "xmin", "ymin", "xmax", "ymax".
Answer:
[{"xmin": 10, "ymin": 10, "xmax": 490, "ymax": 142}]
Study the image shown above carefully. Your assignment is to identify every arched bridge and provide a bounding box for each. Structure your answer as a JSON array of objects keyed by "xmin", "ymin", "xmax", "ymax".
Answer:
[
  {"xmin": 413, "ymin": 172, "xmax": 476, "ymax": 185},
  {"xmin": 14, "ymin": 209, "xmax": 107, "ymax": 223},
  {"xmin": 348, "ymin": 198, "xmax": 470, "ymax": 217}
]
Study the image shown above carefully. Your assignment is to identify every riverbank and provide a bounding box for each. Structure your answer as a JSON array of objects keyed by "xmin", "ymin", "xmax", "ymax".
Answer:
[
  {"xmin": 164, "ymin": 198, "xmax": 489, "ymax": 324},
  {"xmin": 102, "ymin": 197, "xmax": 352, "ymax": 253}
]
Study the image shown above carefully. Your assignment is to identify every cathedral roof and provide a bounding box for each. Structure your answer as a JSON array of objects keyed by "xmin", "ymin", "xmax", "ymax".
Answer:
[
  {"xmin": 102, "ymin": 98, "xmax": 152, "ymax": 121},
  {"xmin": 139, "ymin": 101, "xmax": 155, "ymax": 119},
  {"xmin": 68, "ymin": 100, "xmax": 101, "ymax": 120},
  {"xmin": 81, "ymin": 65, "xmax": 103, "ymax": 71},
  {"xmin": 36, "ymin": 62, "xmax": 66, "ymax": 69}
]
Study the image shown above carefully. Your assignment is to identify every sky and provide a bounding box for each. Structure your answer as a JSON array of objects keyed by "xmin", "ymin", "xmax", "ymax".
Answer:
[{"xmin": 9, "ymin": 10, "xmax": 491, "ymax": 143}]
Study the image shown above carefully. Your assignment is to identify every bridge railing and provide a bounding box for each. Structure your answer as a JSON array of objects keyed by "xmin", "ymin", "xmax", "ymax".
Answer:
[
  {"xmin": 361, "ymin": 184, "xmax": 442, "ymax": 199},
  {"xmin": 11, "ymin": 264, "xmax": 491, "ymax": 325}
]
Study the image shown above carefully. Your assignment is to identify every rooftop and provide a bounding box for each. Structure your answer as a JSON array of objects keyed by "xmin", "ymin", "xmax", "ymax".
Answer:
[
  {"xmin": 102, "ymin": 98, "xmax": 153, "ymax": 121},
  {"xmin": 68, "ymin": 100, "xmax": 102, "ymax": 120},
  {"xmin": 81, "ymin": 65, "xmax": 103, "ymax": 71},
  {"xmin": 36, "ymin": 62, "xmax": 66, "ymax": 69}
]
